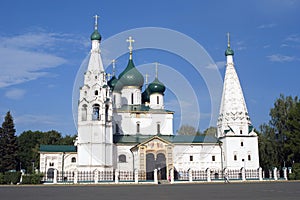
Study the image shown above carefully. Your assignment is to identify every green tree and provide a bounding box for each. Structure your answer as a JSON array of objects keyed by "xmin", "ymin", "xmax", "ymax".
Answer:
[
  {"xmin": 203, "ymin": 126, "xmax": 217, "ymax": 137},
  {"xmin": 0, "ymin": 111, "xmax": 18, "ymax": 172},
  {"xmin": 177, "ymin": 125, "xmax": 200, "ymax": 135}
]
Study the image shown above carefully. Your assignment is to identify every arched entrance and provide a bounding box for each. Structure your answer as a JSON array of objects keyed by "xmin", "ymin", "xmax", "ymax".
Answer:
[
  {"xmin": 47, "ymin": 168, "xmax": 55, "ymax": 179},
  {"xmin": 146, "ymin": 153, "xmax": 167, "ymax": 180}
]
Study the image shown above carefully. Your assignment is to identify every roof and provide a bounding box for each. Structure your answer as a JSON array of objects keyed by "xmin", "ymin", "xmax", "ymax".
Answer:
[
  {"xmin": 113, "ymin": 134, "xmax": 219, "ymax": 144},
  {"xmin": 39, "ymin": 145, "xmax": 77, "ymax": 152},
  {"xmin": 116, "ymin": 105, "xmax": 174, "ymax": 113}
]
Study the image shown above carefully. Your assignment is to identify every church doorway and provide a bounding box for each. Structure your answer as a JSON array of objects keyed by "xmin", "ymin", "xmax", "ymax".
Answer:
[{"xmin": 146, "ymin": 153, "xmax": 167, "ymax": 180}]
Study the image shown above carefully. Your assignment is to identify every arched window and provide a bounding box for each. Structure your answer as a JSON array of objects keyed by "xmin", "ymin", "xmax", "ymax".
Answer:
[
  {"xmin": 157, "ymin": 96, "xmax": 159, "ymax": 104},
  {"xmin": 241, "ymin": 142, "xmax": 244, "ymax": 147},
  {"xmin": 248, "ymin": 155, "xmax": 251, "ymax": 161},
  {"xmin": 234, "ymin": 155, "xmax": 237, "ymax": 161},
  {"xmin": 136, "ymin": 122, "xmax": 140, "ymax": 133},
  {"xmin": 95, "ymin": 90, "xmax": 98, "ymax": 95},
  {"xmin": 71, "ymin": 157, "xmax": 76, "ymax": 163},
  {"xmin": 131, "ymin": 93, "xmax": 134, "ymax": 104},
  {"xmin": 119, "ymin": 154, "xmax": 126, "ymax": 163},
  {"xmin": 240, "ymin": 130, "xmax": 243, "ymax": 134},
  {"xmin": 92, "ymin": 104, "xmax": 100, "ymax": 120},
  {"xmin": 81, "ymin": 104, "xmax": 87, "ymax": 121}
]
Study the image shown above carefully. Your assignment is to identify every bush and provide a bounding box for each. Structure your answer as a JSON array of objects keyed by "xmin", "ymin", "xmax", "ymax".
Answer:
[
  {"xmin": 0, "ymin": 173, "xmax": 4, "ymax": 184},
  {"xmin": 288, "ymin": 173, "xmax": 295, "ymax": 180},
  {"xmin": 21, "ymin": 173, "xmax": 44, "ymax": 184},
  {"xmin": 2, "ymin": 172, "xmax": 21, "ymax": 184}
]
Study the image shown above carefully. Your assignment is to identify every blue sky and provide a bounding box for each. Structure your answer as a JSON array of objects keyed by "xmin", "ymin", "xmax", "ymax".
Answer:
[{"xmin": 0, "ymin": 0, "xmax": 299, "ymax": 135}]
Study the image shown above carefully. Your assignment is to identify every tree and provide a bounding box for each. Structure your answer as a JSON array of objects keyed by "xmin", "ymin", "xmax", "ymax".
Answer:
[
  {"xmin": 203, "ymin": 127, "xmax": 217, "ymax": 137},
  {"xmin": 177, "ymin": 125, "xmax": 200, "ymax": 135},
  {"xmin": 0, "ymin": 111, "xmax": 18, "ymax": 172}
]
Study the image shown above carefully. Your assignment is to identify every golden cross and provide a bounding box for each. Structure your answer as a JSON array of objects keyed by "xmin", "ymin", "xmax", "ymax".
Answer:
[
  {"xmin": 112, "ymin": 59, "xmax": 116, "ymax": 76},
  {"xmin": 126, "ymin": 36, "xmax": 135, "ymax": 58},
  {"xmin": 227, "ymin": 32, "xmax": 230, "ymax": 47},
  {"xmin": 155, "ymin": 62, "xmax": 159, "ymax": 78}
]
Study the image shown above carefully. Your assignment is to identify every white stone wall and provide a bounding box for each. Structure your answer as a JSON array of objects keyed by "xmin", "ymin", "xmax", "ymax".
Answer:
[
  {"xmin": 39, "ymin": 152, "xmax": 77, "ymax": 173},
  {"xmin": 220, "ymin": 135, "xmax": 259, "ymax": 169},
  {"xmin": 114, "ymin": 145, "xmax": 134, "ymax": 171},
  {"xmin": 173, "ymin": 144, "xmax": 222, "ymax": 171},
  {"xmin": 113, "ymin": 112, "xmax": 173, "ymax": 135}
]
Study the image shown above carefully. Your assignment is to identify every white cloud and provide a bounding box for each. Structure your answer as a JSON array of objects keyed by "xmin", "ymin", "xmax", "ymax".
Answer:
[
  {"xmin": 0, "ymin": 31, "xmax": 86, "ymax": 88},
  {"xmin": 205, "ymin": 61, "xmax": 225, "ymax": 70},
  {"xmin": 5, "ymin": 88, "xmax": 26, "ymax": 100},
  {"xmin": 15, "ymin": 114, "xmax": 61, "ymax": 126},
  {"xmin": 267, "ymin": 54, "xmax": 296, "ymax": 62},
  {"xmin": 285, "ymin": 34, "xmax": 300, "ymax": 43},
  {"xmin": 257, "ymin": 23, "xmax": 277, "ymax": 29}
]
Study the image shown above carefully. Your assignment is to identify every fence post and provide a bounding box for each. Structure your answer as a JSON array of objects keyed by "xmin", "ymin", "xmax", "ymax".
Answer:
[
  {"xmin": 94, "ymin": 170, "xmax": 98, "ymax": 184},
  {"xmin": 115, "ymin": 170, "xmax": 119, "ymax": 183},
  {"xmin": 259, "ymin": 167, "xmax": 263, "ymax": 181},
  {"xmin": 53, "ymin": 169, "xmax": 58, "ymax": 184},
  {"xmin": 154, "ymin": 169, "xmax": 158, "ymax": 184},
  {"xmin": 206, "ymin": 168, "xmax": 211, "ymax": 182},
  {"xmin": 189, "ymin": 170, "xmax": 193, "ymax": 182},
  {"xmin": 273, "ymin": 167, "xmax": 278, "ymax": 180},
  {"xmin": 283, "ymin": 167, "xmax": 287, "ymax": 180},
  {"xmin": 241, "ymin": 168, "xmax": 246, "ymax": 181},
  {"xmin": 74, "ymin": 170, "xmax": 78, "ymax": 184},
  {"xmin": 170, "ymin": 168, "xmax": 174, "ymax": 184},
  {"xmin": 134, "ymin": 169, "xmax": 139, "ymax": 183}
]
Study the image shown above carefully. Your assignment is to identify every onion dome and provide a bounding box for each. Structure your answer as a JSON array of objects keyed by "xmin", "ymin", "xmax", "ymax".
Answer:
[
  {"xmin": 142, "ymin": 87, "xmax": 150, "ymax": 103},
  {"xmin": 108, "ymin": 75, "xmax": 122, "ymax": 92},
  {"xmin": 225, "ymin": 46, "xmax": 234, "ymax": 56},
  {"xmin": 118, "ymin": 59, "xmax": 144, "ymax": 88},
  {"xmin": 91, "ymin": 30, "xmax": 101, "ymax": 41},
  {"xmin": 148, "ymin": 78, "xmax": 166, "ymax": 94}
]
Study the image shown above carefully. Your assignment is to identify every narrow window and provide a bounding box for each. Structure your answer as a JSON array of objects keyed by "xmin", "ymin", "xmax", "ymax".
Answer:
[
  {"xmin": 95, "ymin": 76, "xmax": 98, "ymax": 79},
  {"xmin": 105, "ymin": 105, "xmax": 109, "ymax": 122},
  {"xmin": 92, "ymin": 104, "xmax": 100, "ymax": 120},
  {"xmin": 157, "ymin": 96, "xmax": 159, "ymax": 104},
  {"xmin": 113, "ymin": 95, "xmax": 116, "ymax": 104},
  {"xmin": 240, "ymin": 130, "xmax": 243, "ymax": 134},
  {"xmin": 71, "ymin": 157, "xmax": 76, "ymax": 163},
  {"xmin": 241, "ymin": 142, "xmax": 244, "ymax": 147},
  {"xmin": 119, "ymin": 154, "xmax": 126, "ymax": 163},
  {"xmin": 248, "ymin": 155, "xmax": 251, "ymax": 161},
  {"xmin": 157, "ymin": 123, "xmax": 161, "ymax": 134},
  {"xmin": 116, "ymin": 124, "xmax": 119, "ymax": 134},
  {"xmin": 81, "ymin": 105, "xmax": 87, "ymax": 121},
  {"xmin": 95, "ymin": 90, "xmax": 98, "ymax": 95},
  {"xmin": 234, "ymin": 155, "xmax": 237, "ymax": 161},
  {"xmin": 131, "ymin": 93, "xmax": 134, "ymax": 104},
  {"xmin": 50, "ymin": 162, "xmax": 54, "ymax": 167},
  {"xmin": 190, "ymin": 156, "xmax": 193, "ymax": 161},
  {"xmin": 136, "ymin": 122, "xmax": 140, "ymax": 133},
  {"xmin": 212, "ymin": 156, "xmax": 215, "ymax": 161}
]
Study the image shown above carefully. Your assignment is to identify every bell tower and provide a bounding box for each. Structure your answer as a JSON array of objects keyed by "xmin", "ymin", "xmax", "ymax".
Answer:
[
  {"xmin": 217, "ymin": 33, "xmax": 259, "ymax": 170},
  {"xmin": 77, "ymin": 15, "xmax": 113, "ymax": 171}
]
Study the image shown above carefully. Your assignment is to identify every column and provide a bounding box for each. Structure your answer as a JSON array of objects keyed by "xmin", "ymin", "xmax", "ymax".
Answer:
[
  {"xmin": 134, "ymin": 169, "xmax": 139, "ymax": 183},
  {"xmin": 206, "ymin": 168, "xmax": 211, "ymax": 182},
  {"xmin": 170, "ymin": 168, "xmax": 174, "ymax": 184},
  {"xmin": 259, "ymin": 167, "xmax": 263, "ymax": 181},
  {"xmin": 283, "ymin": 167, "xmax": 287, "ymax": 180},
  {"xmin": 115, "ymin": 170, "xmax": 119, "ymax": 183},
  {"xmin": 154, "ymin": 169, "xmax": 158, "ymax": 184},
  {"xmin": 273, "ymin": 167, "xmax": 278, "ymax": 180},
  {"xmin": 189, "ymin": 170, "xmax": 193, "ymax": 182},
  {"xmin": 241, "ymin": 167, "xmax": 246, "ymax": 181},
  {"xmin": 74, "ymin": 170, "xmax": 78, "ymax": 184},
  {"xmin": 94, "ymin": 170, "xmax": 99, "ymax": 184},
  {"xmin": 53, "ymin": 169, "xmax": 58, "ymax": 184}
]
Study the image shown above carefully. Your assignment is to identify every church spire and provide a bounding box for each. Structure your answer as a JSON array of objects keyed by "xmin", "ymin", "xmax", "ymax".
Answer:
[{"xmin": 217, "ymin": 36, "xmax": 253, "ymax": 138}]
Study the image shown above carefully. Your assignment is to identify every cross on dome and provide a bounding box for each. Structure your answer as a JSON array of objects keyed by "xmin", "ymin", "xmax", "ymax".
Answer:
[
  {"xmin": 93, "ymin": 14, "xmax": 99, "ymax": 30},
  {"xmin": 227, "ymin": 32, "xmax": 230, "ymax": 47},
  {"xmin": 112, "ymin": 59, "xmax": 116, "ymax": 76},
  {"xmin": 126, "ymin": 36, "xmax": 135, "ymax": 59},
  {"xmin": 145, "ymin": 73, "xmax": 149, "ymax": 86},
  {"xmin": 155, "ymin": 62, "xmax": 159, "ymax": 78}
]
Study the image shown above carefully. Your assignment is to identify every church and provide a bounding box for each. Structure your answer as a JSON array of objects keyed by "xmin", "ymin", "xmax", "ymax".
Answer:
[{"xmin": 39, "ymin": 17, "xmax": 260, "ymax": 182}]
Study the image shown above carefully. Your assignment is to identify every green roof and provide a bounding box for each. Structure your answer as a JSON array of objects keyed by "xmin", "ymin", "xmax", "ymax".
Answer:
[
  {"xmin": 148, "ymin": 78, "xmax": 166, "ymax": 94},
  {"xmin": 118, "ymin": 59, "xmax": 144, "ymax": 88},
  {"xmin": 116, "ymin": 105, "xmax": 173, "ymax": 113},
  {"xmin": 39, "ymin": 145, "xmax": 77, "ymax": 152},
  {"xmin": 225, "ymin": 46, "xmax": 234, "ymax": 56},
  {"xmin": 91, "ymin": 30, "xmax": 101, "ymax": 40},
  {"xmin": 113, "ymin": 135, "xmax": 219, "ymax": 144}
]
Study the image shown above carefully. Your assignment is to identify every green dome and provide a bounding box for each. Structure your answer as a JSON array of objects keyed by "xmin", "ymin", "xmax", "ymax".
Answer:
[
  {"xmin": 118, "ymin": 59, "xmax": 144, "ymax": 88},
  {"xmin": 225, "ymin": 46, "xmax": 234, "ymax": 56},
  {"xmin": 108, "ymin": 75, "xmax": 122, "ymax": 92},
  {"xmin": 142, "ymin": 87, "xmax": 150, "ymax": 103},
  {"xmin": 148, "ymin": 78, "xmax": 166, "ymax": 94},
  {"xmin": 90, "ymin": 30, "xmax": 101, "ymax": 41}
]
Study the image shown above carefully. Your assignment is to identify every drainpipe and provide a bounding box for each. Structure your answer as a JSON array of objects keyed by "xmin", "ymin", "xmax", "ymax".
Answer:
[
  {"xmin": 62, "ymin": 152, "xmax": 65, "ymax": 181},
  {"xmin": 218, "ymin": 142, "xmax": 224, "ymax": 173}
]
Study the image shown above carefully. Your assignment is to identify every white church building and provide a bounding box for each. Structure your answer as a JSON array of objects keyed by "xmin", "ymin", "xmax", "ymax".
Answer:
[{"xmin": 39, "ymin": 17, "xmax": 260, "ymax": 182}]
